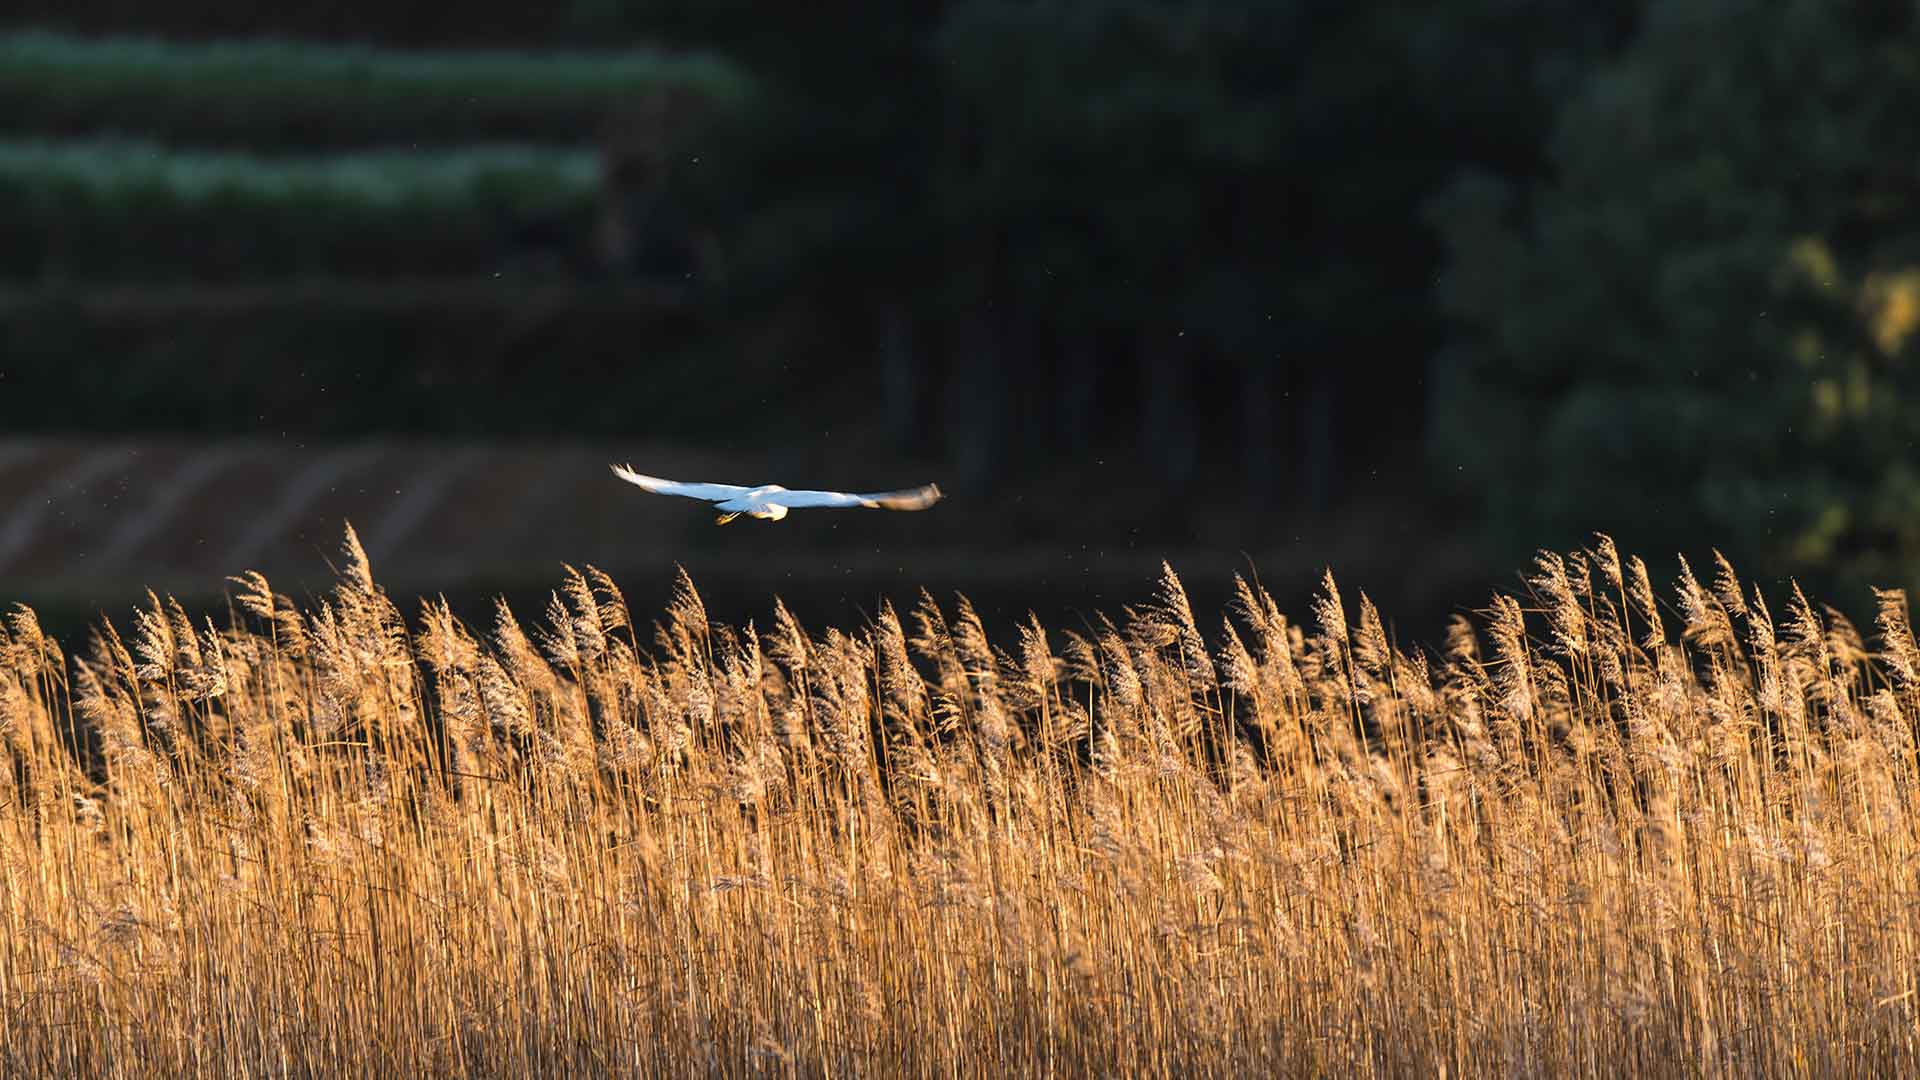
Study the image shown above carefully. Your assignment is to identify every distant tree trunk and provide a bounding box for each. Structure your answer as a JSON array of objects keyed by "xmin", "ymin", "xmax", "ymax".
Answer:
[
  {"xmin": 949, "ymin": 313, "xmax": 1006, "ymax": 489},
  {"xmin": 1000, "ymin": 306, "xmax": 1037, "ymax": 460},
  {"xmin": 1425, "ymin": 346, "xmax": 1456, "ymax": 464},
  {"xmin": 1241, "ymin": 356, "xmax": 1278, "ymax": 504},
  {"xmin": 1140, "ymin": 334, "xmax": 1197, "ymax": 491},
  {"xmin": 879, "ymin": 302, "xmax": 919, "ymax": 452},
  {"xmin": 1301, "ymin": 363, "xmax": 1338, "ymax": 510},
  {"xmin": 1058, "ymin": 327, "xmax": 1098, "ymax": 449}
]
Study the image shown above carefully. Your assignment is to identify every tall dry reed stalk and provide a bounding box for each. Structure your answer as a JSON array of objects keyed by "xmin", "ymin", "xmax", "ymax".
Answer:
[{"xmin": 2, "ymin": 525, "xmax": 1918, "ymax": 1076}]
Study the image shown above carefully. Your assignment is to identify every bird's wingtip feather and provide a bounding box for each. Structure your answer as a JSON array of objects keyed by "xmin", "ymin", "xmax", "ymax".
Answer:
[
  {"xmin": 610, "ymin": 463, "xmax": 653, "ymax": 488},
  {"xmin": 870, "ymin": 482, "xmax": 944, "ymax": 511}
]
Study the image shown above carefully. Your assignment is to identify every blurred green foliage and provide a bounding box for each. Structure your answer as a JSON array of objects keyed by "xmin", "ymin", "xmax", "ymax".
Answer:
[
  {"xmin": 1428, "ymin": 0, "xmax": 1920, "ymax": 594},
  {"xmin": 619, "ymin": 1, "xmax": 1629, "ymax": 485}
]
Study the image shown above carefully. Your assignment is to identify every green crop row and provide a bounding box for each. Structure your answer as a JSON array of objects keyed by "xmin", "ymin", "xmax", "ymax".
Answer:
[
  {"xmin": 0, "ymin": 139, "xmax": 602, "ymax": 280},
  {"xmin": 0, "ymin": 29, "xmax": 753, "ymax": 148}
]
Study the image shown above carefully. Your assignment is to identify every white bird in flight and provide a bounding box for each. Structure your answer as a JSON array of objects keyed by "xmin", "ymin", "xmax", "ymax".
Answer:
[{"xmin": 610, "ymin": 464, "xmax": 943, "ymax": 524}]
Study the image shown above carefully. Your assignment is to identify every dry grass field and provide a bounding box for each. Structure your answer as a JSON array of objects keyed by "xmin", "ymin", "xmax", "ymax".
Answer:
[{"xmin": 2, "ymin": 525, "xmax": 1918, "ymax": 1076}]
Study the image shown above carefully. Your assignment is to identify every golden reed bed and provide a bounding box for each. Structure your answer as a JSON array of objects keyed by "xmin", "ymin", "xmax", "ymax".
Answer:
[{"xmin": 1, "ymin": 526, "xmax": 1915, "ymax": 1077}]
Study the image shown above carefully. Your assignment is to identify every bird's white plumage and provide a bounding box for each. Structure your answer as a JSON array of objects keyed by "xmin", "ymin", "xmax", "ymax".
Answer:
[
  {"xmin": 609, "ymin": 463, "xmax": 941, "ymax": 523},
  {"xmin": 766, "ymin": 489, "xmax": 871, "ymax": 509},
  {"xmin": 608, "ymin": 466, "xmax": 749, "ymax": 502}
]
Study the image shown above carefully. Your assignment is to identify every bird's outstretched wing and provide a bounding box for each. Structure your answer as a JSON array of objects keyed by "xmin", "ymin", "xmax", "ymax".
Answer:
[
  {"xmin": 609, "ymin": 464, "xmax": 750, "ymax": 503},
  {"xmin": 775, "ymin": 483, "xmax": 943, "ymax": 511}
]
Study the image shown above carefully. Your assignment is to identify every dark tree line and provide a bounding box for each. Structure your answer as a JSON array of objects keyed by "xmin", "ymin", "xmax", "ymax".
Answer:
[
  {"xmin": 28, "ymin": 1, "xmax": 1920, "ymax": 592},
  {"xmin": 8, "ymin": 2, "xmax": 1631, "ymax": 514},
  {"xmin": 604, "ymin": 1, "xmax": 1633, "ymax": 504}
]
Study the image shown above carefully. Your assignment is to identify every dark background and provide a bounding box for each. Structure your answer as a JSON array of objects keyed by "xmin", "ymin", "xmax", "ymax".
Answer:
[{"xmin": 2, "ymin": 1, "xmax": 1916, "ymax": 647}]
